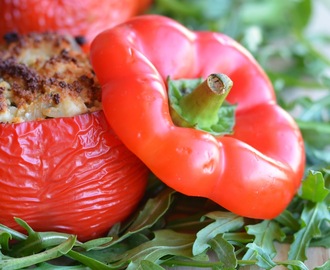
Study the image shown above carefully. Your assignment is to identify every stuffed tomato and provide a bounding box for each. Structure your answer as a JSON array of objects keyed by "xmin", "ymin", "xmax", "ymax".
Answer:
[
  {"xmin": 0, "ymin": 32, "xmax": 148, "ymax": 241},
  {"xmin": 0, "ymin": 0, "xmax": 151, "ymax": 51}
]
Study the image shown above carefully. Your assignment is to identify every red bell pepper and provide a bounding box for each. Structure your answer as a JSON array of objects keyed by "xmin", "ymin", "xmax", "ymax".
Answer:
[{"xmin": 90, "ymin": 15, "xmax": 305, "ymax": 219}]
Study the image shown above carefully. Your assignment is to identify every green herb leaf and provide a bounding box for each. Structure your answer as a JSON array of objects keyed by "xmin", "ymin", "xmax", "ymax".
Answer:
[
  {"xmin": 275, "ymin": 210, "xmax": 301, "ymax": 232},
  {"xmin": 125, "ymin": 188, "xmax": 175, "ymax": 233},
  {"xmin": 0, "ymin": 231, "xmax": 12, "ymax": 251},
  {"xmin": 288, "ymin": 202, "xmax": 330, "ymax": 261},
  {"xmin": 114, "ymin": 230, "xmax": 195, "ymax": 269},
  {"xmin": 245, "ymin": 243, "xmax": 277, "ymax": 269},
  {"xmin": 243, "ymin": 220, "xmax": 285, "ymax": 261},
  {"xmin": 31, "ymin": 262, "xmax": 91, "ymax": 269},
  {"xmin": 315, "ymin": 259, "xmax": 330, "ymax": 270},
  {"xmin": 208, "ymin": 234, "xmax": 237, "ymax": 269},
  {"xmin": 298, "ymin": 170, "xmax": 330, "ymax": 203},
  {"xmin": 0, "ymin": 223, "xmax": 27, "ymax": 241},
  {"xmin": 139, "ymin": 260, "xmax": 166, "ymax": 270},
  {"xmin": 290, "ymin": 0, "xmax": 312, "ymax": 31},
  {"xmin": 67, "ymin": 249, "xmax": 116, "ymax": 270},
  {"xmin": 0, "ymin": 235, "xmax": 76, "ymax": 270},
  {"xmin": 101, "ymin": 188, "xmax": 175, "ymax": 249},
  {"xmin": 275, "ymin": 259, "xmax": 309, "ymax": 270},
  {"xmin": 192, "ymin": 211, "xmax": 244, "ymax": 255},
  {"xmin": 9, "ymin": 218, "xmax": 79, "ymax": 257},
  {"xmin": 81, "ymin": 237, "xmax": 114, "ymax": 251}
]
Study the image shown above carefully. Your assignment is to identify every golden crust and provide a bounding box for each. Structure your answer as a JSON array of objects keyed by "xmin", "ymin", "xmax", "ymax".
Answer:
[{"xmin": 0, "ymin": 32, "xmax": 101, "ymax": 123}]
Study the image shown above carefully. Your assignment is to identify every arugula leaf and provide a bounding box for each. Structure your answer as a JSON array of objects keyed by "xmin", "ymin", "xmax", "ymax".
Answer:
[
  {"xmin": 7, "ymin": 218, "xmax": 80, "ymax": 258},
  {"xmin": 287, "ymin": 170, "xmax": 330, "ymax": 262},
  {"xmin": 0, "ymin": 231, "xmax": 11, "ymax": 251},
  {"xmin": 139, "ymin": 260, "xmax": 165, "ymax": 270},
  {"xmin": 80, "ymin": 237, "xmax": 114, "ymax": 251},
  {"xmin": 67, "ymin": 249, "xmax": 117, "ymax": 270},
  {"xmin": 0, "ymin": 236, "xmax": 76, "ymax": 270},
  {"xmin": 242, "ymin": 220, "xmax": 285, "ymax": 262},
  {"xmin": 273, "ymin": 259, "xmax": 309, "ymax": 270},
  {"xmin": 315, "ymin": 260, "xmax": 330, "ymax": 270},
  {"xmin": 288, "ymin": 202, "xmax": 330, "ymax": 262},
  {"xmin": 275, "ymin": 210, "xmax": 301, "ymax": 232},
  {"xmin": 124, "ymin": 188, "xmax": 175, "ymax": 233},
  {"xmin": 298, "ymin": 170, "xmax": 330, "ymax": 203},
  {"xmin": 245, "ymin": 243, "xmax": 309, "ymax": 270},
  {"xmin": 245, "ymin": 243, "xmax": 277, "ymax": 269},
  {"xmin": 31, "ymin": 262, "xmax": 91, "ymax": 270},
  {"xmin": 192, "ymin": 211, "xmax": 244, "ymax": 255},
  {"xmin": 115, "ymin": 230, "xmax": 196, "ymax": 270},
  {"xmin": 208, "ymin": 234, "xmax": 237, "ymax": 269},
  {"xmin": 94, "ymin": 188, "xmax": 175, "ymax": 249}
]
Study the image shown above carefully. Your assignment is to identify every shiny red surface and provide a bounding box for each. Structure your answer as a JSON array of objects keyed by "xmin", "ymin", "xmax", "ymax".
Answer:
[{"xmin": 0, "ymin": 111, "xmax": 148, "ymax": 241}]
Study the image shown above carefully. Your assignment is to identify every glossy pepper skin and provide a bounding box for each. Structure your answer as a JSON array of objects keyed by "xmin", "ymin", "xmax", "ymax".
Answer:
[
  {"xmin": 0, "ymin": 0, "xmax": 151, "ymax": 50},
  {"xmin": 90, "ymin": 15, "xmax": 305, "ymax": 219},
  {"xmin": 0, "ymin": 111, "xmax": 148, "ymax": 241}
]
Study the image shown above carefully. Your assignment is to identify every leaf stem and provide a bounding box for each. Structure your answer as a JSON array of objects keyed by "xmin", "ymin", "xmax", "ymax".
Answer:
[
  {"xmin": 0, "ymin": 224, "xmax": 27, "ymax": 241},
  {"xmin": 162, "ymin": 258, "xmax": 224, "ymax": 268}
]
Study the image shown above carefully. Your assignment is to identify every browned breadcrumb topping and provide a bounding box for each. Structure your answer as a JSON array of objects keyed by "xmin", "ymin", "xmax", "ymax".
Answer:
[{"xmin": 0, "ymin": 32, "xmax": 102, "ymax": 123}]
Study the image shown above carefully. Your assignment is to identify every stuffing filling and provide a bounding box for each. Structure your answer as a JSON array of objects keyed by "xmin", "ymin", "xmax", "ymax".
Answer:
[{"xmin": 0, "ymin": 32, "xmax": 101, "ymax": 123}]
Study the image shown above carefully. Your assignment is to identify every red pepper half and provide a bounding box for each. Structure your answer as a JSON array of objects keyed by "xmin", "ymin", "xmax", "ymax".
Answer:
[
  {"xmin": 0, "ymin": 111, "xmax": 148, "ymax": 241},
  {"xmin": 90, "ymin": 15, "xmax": 305, "ymax": 219}
]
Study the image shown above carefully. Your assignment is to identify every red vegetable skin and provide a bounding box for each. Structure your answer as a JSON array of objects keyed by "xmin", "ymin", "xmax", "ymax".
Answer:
[
  {"xmin": 90, "ymin": 15, "xmax": 305, "ymax": 219},
  {"xmin": 0, "ymin": 111, "xmax": 148, "ymax": 241},
  {"xmin": 0, "ymin": 0, "xmax": 151, "ymax": 49}
]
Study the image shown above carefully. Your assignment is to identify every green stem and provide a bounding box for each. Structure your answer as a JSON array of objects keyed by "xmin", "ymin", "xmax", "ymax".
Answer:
[
  {"xmin": 176, "ymin": 73, "xmax": 233, "ymax": 129},
  {"xmin": 163, "ymin": 258, "xmax": 225, "ymax": 268},
  {"xmin": 0, "ymin": 224, "xmax": 27, "ymax": 241},
  {"xmin": 223, "ymin": 232, "xmax": 255, "ymax": 244},
  {"xmin": 237, "ymin": 259, "xmax": 259, "ymax": 265},
  {"xmin": 163, "ymin": 258, "xmax": 259, "ymax": 268}
]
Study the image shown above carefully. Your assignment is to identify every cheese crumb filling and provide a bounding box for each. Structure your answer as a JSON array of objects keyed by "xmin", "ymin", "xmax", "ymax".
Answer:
[{"xmin": 0, "ymin": 32, "xmax": 102, "ymax": 123}]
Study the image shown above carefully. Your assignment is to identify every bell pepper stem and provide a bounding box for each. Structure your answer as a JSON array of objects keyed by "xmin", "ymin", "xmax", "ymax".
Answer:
[{"xmin": 177, "ymin": 73, "xmax": 233, "ymax": 129}]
